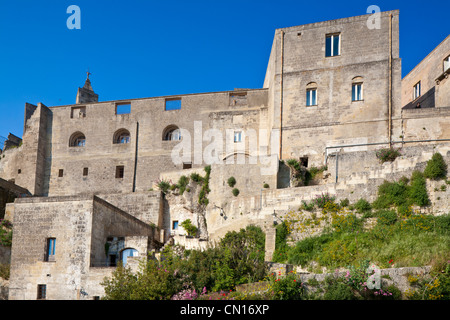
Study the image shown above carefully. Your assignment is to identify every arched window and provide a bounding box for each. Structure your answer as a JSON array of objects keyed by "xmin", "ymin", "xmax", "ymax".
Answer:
[
  {"xmin": 306, "ymin": 82, "xmax": 317, "ymax": 106},
  {"xmin": 162, "ymin": 125, "xmax": 181, "ymax": 141},
  {"xmin": 69, "ymin": 132, "xmax": 86, "ymax": 147},
  {"xmin": 352, "ymin": 76, "xmax": 364, "ymax": 101},
  {"xmin": 113, "ymin": 129, "xmax": 131, "ymax": 144}
]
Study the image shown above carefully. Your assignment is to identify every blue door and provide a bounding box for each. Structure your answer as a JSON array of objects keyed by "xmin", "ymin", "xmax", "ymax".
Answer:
[{"xmin": 121, "ymin": 248, "xmax": 138, "ymax": 266}]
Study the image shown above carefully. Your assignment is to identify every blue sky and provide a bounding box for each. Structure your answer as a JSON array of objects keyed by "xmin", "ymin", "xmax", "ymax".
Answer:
[{"xmin": 0, "ymin": 0, "xmax": 448, "ymax": 139}]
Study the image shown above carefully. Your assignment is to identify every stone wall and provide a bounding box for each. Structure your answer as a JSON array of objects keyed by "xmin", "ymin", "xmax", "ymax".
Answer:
[
  {"xmin": 98, "ymin": 191, "xmax": 163, "ymax": 227},
  {"xmin": 8, "ymin": 195, "xmax": 156, "ymax": 300},
  {"xmin": 42, "ymin": 89, "xmax": 268, "ymax": 197},
  {"xmin": 401, "ymin": 35, "xmax": 450, "ymax": 108},
  {"xmin": 237, "ymin": 264, "xmax": 432, "ymax": 299},
  {"xmin": 264, "ymin": 10, "xmax": 402, "ymax": 166},
  {"xmin": 8, "ymin": 195, "xmax": 94, "ymax": 300}
]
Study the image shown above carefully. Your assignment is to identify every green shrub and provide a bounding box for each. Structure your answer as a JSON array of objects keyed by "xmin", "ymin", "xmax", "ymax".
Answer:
[
  {"xmin": 424, "ymin": 152, "xmax": 447, "ymax": 180},
  {"xmin": 288, "ymin": 233, "xmax": 332, "ymax": 266},
  {"xmin": 273, "ymin": 221, "xmax": 289, "ymax": 263},
  {"xmin": 177, "ymin": 175, "xmax": 190, "ymax": 195},
  {"xmin": 232, "ymin": 188, "xmax": 240, "ymax": 197},
  {"xmin": 181, "ymin": 219, "xmax": 198, "ymax": 237},
  {"xmin": 376, "ymin": 210, "xmax": 397, "ymax": 226},
  {"xmin": 323, "ymin": 278, "xmax": 358, "ymax": 300},
  {"xmin": 372, "ymin": 180, "xmax": 408, "ymax": 209},
  {"xmin": 314, "ymin": 193, "xmax": 335, "ymax": 208},
  {"xmin": 376, "ymin": 147, "xmax": 401, "ymax": 163},
  {"xmin": 300, "ymin": 200, "xmax": 315, "ymax": 212},
  {"xmin": 156, "ymin": 179, "xmax": 171, "ymax": 194},
  {"xmin": 332, "ymin": 213, "xmax": 361, "ymax": 233},
  {"xmin": 0, "ymin": 219, "xmax": 12, "ymax": 246},
  {"xmin": 339, "ymin": 198, "xmax": 350, "ymax": 208},
  {"xmin": 434, "ymin": 214, "xmax": 450, "ymax": 235},
  {"xmin": 198, "ymin": 166, "xmax": 211, "ymax": 206},
  {"xmin": 263, "ymin": 183, "xmax": 270, "ymax": 188},
  {"xmin": 190, "ymin": 172, "xmax": 203, "ymax": 183},
  {"xmin": 354, "ymin": 198, "xmax": 371, "ymax": 213},
  {"xmin": 409, "ymin": 171, "xmax": 430, "ymax": 206},
  {"xmin": 309, "ymin": 165, "xmax": 327, "ymax": 179},
  {"xmin": 227, "ymin": 176, "xmax": 236, "ymax": 187},
  {"xmin": 268, "ymin": 272, "xmax": 305, "ymax": 300}
]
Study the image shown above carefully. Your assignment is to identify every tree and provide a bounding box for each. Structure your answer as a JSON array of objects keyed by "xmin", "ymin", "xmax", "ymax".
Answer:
[
  {"xmin": 180, "ymin": 219, "xmax": 198, "ymax": 237},
  {"xmin": 102, "ymin": 250, "xmax": 184, "ymax": 300}
]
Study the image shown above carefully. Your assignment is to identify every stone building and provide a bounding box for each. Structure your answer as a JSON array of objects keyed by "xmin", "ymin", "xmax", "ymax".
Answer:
[{"xmin": 0, "ymin": 10, "xmax": 449, "ymax": 299}]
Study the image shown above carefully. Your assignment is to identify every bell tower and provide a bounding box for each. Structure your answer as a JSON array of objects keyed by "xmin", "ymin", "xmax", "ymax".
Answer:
[{"xmin": 76, "ymin": 71, "xmax": 99, "ymax": 104}]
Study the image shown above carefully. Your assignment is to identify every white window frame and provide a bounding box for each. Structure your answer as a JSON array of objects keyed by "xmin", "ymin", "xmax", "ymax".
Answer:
[
  {"xmin": 325, "ymin": 33, "xmax": 340, "ymax": 57},
  {"xmin": 352, "ymin": 83, "xmax": 363, "ymax": 101},
  {"xmin": 306, "ymin": 88, "xmax": 317, "ymax": 106},
  {"xmin": 234, "ymin": 131, "xmax": 242, "ymax": 143},
  {"xmin": 444, "ymin": 55, "xmax": 450, "ymax": 72},
  {"xmin": 413, "ymin": 81, "xmax": 421, "ymax": 100}
]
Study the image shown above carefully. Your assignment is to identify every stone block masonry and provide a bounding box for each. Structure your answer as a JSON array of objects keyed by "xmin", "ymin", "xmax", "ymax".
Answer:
[{"xmin": 8, "ymin": 195, "xmax": 156, "ymax": 300}]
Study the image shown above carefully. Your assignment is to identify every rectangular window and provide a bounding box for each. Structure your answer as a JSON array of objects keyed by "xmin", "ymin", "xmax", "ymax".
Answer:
[
  {"xmin": 71, "ymin": 106, "xmax": 86, "ymax": 119},
  {"xmin": 300, "ymin": 157, "xmax": 309, "ymax": 168},
  {"xmin": 37, "ymin": 284, "xmax": 47, "ymax": 300},
  {"xmin": 234, "ymin": 131, "xmax": 242, "ymax": 143},
  {"xmin": 83, "ymin": 167, "xmax": 89, "ymax": 176},
  {"xmin": 444, "ymin": 55, "xmax": 450, "ymax": 72},
  {"xmin": 58, "ymin": 169, "xmax": 64, "ymax": 178},
  {"xmin": 183, "ymin": 162, "xmax": 192, "ymax": 169},
  {"xmin": 165, "ymin": 98, "xmax": 181, "ymax": 111},
  {"xmin": 325, "ymin": 33, "xmax": 340, "ymax": 57},
  {"xmin": 352, "ymin": 83, "xmax": 363, "ymax": 101},
  {"xmin": 45, "ymin": 238, "xmax": 56, "ymax": 262},
  {"xmin": 172, "ymin": 220, "xmax": 179, "ymax": 230},
  {"xmin": 229, "ymin": 92, "xmax": 247, "ymax": 106},
  {"xmin": 306, "ymin": 88, "xmax": 317, "ymax": 106},
  {"xmin": 413, "ymin": 81, "xmax": 421, "ymax": 100},
  {"xmin": 109, "ymin": 254, "xmax": 117, "ymax": 267},
  {"xmin": 115, "ymin": 166, "xmax": 124, "ymax": 179},
  {"xmin": 116, "ymin": 103, "xmax": 131, "ymax": 115}
]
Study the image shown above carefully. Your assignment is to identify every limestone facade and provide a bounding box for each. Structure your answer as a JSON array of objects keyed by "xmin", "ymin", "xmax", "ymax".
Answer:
[{"xmin": 0, "ymin": 10, "xmax": 449, "ymax": 299}]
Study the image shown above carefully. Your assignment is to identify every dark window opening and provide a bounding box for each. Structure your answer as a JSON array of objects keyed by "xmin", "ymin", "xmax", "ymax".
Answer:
[
  {"xmin": 300, "ymin": 157, "xmax": 308, "ymax": 168},
  {"xmin": 183, "ymin": 162, "xmax": 192, "ymax": 169},
  {"xmin": 116, "ymin": 166, "xmax": 124, "ymax": 179},
  {"xmin": 113, "ymin": 129, "xmax": 131, "ymax": 144},
  {"xmin": 69, "ymin": 132, "xmax": 86, "ymax": 147},
  {"xmin": 37, "ymin": 284, "xmax": 47, "ymax": 300},
  {"xmin": 18, "ymin": 169, "xmax": 21, "ymax": 174},
  {"xmin": 83, "ymin": 167, "xmax": 89, "ymax": 176},
  {"xmin": 163, "ymin": 126, "xmax": 181, "ymax": 141},
  {"xmin": 58, "ymin": 169, "xmax": 64, "ymax": 177},
  {"xmin": 109, "ymin": 254, "xmax": 117, "ymax": 267}
]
